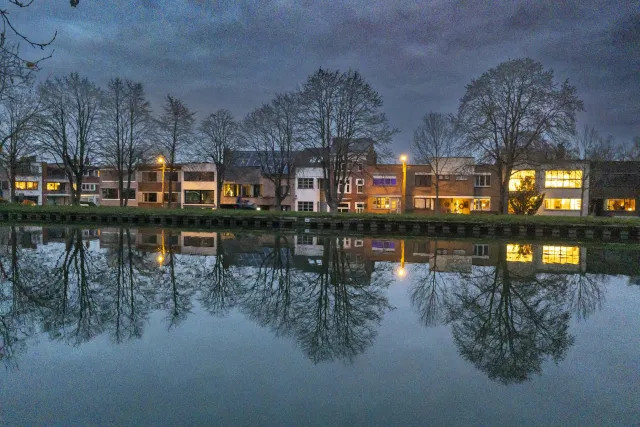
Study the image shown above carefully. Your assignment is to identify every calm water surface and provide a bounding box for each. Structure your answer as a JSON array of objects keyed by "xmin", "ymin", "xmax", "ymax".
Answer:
[{"xmin": 0, "ymin": 226, "xmax": 639, "ymax": 426}]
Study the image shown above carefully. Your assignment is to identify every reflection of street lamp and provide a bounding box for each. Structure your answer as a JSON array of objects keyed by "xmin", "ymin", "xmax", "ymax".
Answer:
[
  {"xmin": 157, "ymin": 229, "xmax": 166, "ymax": 267},
  {"xmin": 400, "ymin": 155, "xmax": 407, "ymax": 214},
  {"xmin": 157, "ymin": 156, "xmax": 165, "ymax": 207},
  {"xmin": 396, "ymin": 239, "xmax": 406, "ymax": 278}
]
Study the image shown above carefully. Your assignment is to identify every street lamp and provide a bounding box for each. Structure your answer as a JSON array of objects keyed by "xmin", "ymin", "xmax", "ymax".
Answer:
[
  {"xmin": 157, "ymin": 156, "xmax": 165, "ymax": 207},
  {"xmin": 395, "ymin": 239, "xmax": 406, "ymax": 279},
  {"xmin": 400, "ymin": 155, "xmax": 407, "ymax": 214}
]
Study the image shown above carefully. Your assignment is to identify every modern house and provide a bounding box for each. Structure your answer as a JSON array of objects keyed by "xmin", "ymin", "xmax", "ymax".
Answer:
[
  {"xmin": 42, "ymin": 164, "xmax": 101, "ymax": 205},
  {"xmin": 136, "ymin": 162, "xmax": 216, "ymax": 209},
  {"xmin": 589, "ymin": 161, "xmax": 640, "ymax": 217},
  {"xmin": 0, "ymin": 158, "xmax": 43, "ymax": 204},
  {"xmin": 99, "ymin": 169, "xmax": 138, "ymax": 207}
]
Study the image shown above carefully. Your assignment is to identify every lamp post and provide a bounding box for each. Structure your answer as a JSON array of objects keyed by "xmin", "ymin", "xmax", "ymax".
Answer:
[
  {"xmin": 396, "ymin": 239, "xmax": 406, "ymax": 278},
  {"xmin": 157, "ymin": 156, "xmax": 165, "ymax": 207},
  {"xmin": 400, "ymin": 155, "xmax": 407, "ymax": 214}
]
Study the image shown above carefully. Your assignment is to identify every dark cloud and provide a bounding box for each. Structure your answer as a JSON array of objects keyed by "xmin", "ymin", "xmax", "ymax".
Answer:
[{"xmin": 13, "ymin": 0, "xmax": 640, "ymax": 149}]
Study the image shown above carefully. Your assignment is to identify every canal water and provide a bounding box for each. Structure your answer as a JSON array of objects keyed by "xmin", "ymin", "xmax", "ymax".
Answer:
[{"xmin": 0, "ymin": 226, "xmax": 639, "ymax": 426}]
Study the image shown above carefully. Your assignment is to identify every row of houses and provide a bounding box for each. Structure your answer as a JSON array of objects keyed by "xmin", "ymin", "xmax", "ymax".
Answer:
[{"xmin": 2, "ymin": 147, "xmax": 639, "ymax": 217}]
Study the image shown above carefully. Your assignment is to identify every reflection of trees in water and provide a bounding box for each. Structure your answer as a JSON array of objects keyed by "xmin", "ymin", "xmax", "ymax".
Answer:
[
  {"xmin": 409, "ymin": 243, "xmax": 613, "ymax": 384},
  {"xmin": 238, "ymin": 236, "xmax": 393, "ymax": 363},
  {"xmin": 197, "ymin": 233, "xmax": 240, "ymax": 317}
]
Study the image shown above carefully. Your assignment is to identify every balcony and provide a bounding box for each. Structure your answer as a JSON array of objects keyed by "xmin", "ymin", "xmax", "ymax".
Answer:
[{"xmin": 138, "ymin": 182, "xmax": 181, "ymax": 192}]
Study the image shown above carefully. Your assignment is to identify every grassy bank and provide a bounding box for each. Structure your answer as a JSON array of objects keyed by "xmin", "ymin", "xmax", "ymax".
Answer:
[{"xmin": 1, "ymin": 203, "xmax": 639, "ymax": 226}]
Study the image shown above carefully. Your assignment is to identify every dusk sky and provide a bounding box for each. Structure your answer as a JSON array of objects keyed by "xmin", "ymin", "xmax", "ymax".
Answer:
[{"xmin": 16, "ymin": 0, "xmax": 640, "ymax": 152}]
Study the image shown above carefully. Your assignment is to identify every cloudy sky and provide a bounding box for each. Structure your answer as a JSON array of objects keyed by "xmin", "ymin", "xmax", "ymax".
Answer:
[{"xmin": 14, "ymin": 0, "xmax": 640, "ymax": 152}]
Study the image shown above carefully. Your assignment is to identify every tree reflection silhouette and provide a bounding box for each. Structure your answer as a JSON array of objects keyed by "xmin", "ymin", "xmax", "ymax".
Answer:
[
  {"xmin": 410, "ymin": 241, "xmax": 450, "ymax": 327},
  {"xmin": 446, "ymin": 245, "xmax": 575, "ymax": 384}
]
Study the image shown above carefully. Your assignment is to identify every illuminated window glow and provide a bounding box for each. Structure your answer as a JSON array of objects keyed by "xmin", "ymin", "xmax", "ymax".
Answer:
[
  {"xmin": 606, "ymin": 198, "xmax": 636, "ymax": 212},
  {"xmin": 15, "ymin": 181, "xmax": 38, "ymax": 190},
  {"xmin": 542, "ymin": 246, "xmax": 580, "ymax": 265},
  {"xmin": 545, "ymin": 170, "xmax": 582, "ymax": 188},
  {"xmin": 473, "ymin": 198, "xmax": 491, "ymax": 211},
  {"xmin": 509, "ymin": 170, "xmax": 536, "ymax": 191},
  {"xmin": 506, "ymin": 244, "xmax": 533, "ymax": 262},
  {"xmin": 46, "ymin": 182, "xmax": 60, "ymax": 191},
  {"xmin": 544, "ymin": 198, "xmax": 581, "ymax": 211}
]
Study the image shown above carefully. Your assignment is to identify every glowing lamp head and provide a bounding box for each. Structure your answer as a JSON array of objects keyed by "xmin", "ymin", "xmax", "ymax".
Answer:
[
  {"xmin": 157, "ymin": 156, "xmax": 165, "ymax": 164},
  {"xmin": 400, "ymin": 155, "xmax": 407, "ymax": 163},
  {"xmin": 157, "ymin": 254, "xmax": 164, "ymax": 264},
  {"xmin": 396, "ymin": 267, "xmax": 406, "ymax": 278}
]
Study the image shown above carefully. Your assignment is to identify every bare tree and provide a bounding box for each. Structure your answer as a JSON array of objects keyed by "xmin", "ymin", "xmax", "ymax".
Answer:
[
  {"xmin": 99, "ymin": 78, "xmax": 153, "ymax": 206},
  {"xmin": 621, "ymin": 136, "xmax": 640, "ymax": 161},
  {"xmin": 196, "ymin": 109, "xmax": 241, "ymax": 208},
  {"xmin": 0, "ymin": 78, "xmax": 40, "ymax": 201},
  {"xmin": 458, "ymin": 58, "xmax": 584, "ymax": 214},
  {"xmin": 411, "ymin": 112, "xmax": 463, "ymax": 215},
  {"xmin": 37, "ymin": 72, "xmax": 102, "ymax": 205},
  {"xmin": 156, "ymin": 95, "xmax": 194, "ymax": 208},
  {"xmin": 242, "ymin": 93, "xmax": 299, "ymax": 210},
  {"xmin": 298, "ymin": 68, "xmax": 397, "ymax": 212}
]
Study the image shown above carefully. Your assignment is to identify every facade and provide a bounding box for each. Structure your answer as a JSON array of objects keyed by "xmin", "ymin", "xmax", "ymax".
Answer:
[
  {"xmin": 99, "ymin": 169, "xmax": 138, "ymax": 207},
  {"xmin": 509, "ymin": 161, "xmax": 590, "ymax": 216},
  {"xmin": 42, "ymin": 164, "xmax": 101, "ymax": 206},
  {"xmin": 589, "ymin": 161, "xmax": 640, "ymax": 217},
  {"xmin": 0, "ymin": 160, "xmax": 43, "ymax": 204}
]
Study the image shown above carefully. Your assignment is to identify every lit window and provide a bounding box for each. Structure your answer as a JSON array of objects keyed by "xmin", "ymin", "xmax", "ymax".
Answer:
[
  {"xmin": 47, "ymin": 182, "xmax": 60, "ymax": 191},
  {"xmin": 373, "ymin": 197, "xmax": 390, "ymax": 209},
  {"xmin": 506, "ymin": 244, "xmax": 532, "ymax": 262},
  {"xmin": 223, "ymin": 184, "xmax": 240, "ymax": 197},
  {"xmin": 414, "ymin": 198, "xmax": 433, "ymax": 209},
  {"xmin": 372, "ymin": 175, "xmax": 397, "ymax": 186},
  {"xmin": 544, "ymin": 198, "xmax": 581, "ymax": 211},
  {"xmin": 545, "ymin": 170, "xmax": 582, "ymax": 188},
  {"xmin": 542, "ymin": 246, "xmax": 580, "ymax": 265},
  {"xmin": 15, "ymin": 181, "xmax": 39, "ymax": 190},
  {"xmin": 509, "ymin": 170, "xmax": 535, "ymax": 191},
  {"xmin": 472, "ymin": 198, "xmax": 491, "ymax": 211},
  {"xmin": 606, "ymin": 199, "xmax": 636, "ymax": 212}
]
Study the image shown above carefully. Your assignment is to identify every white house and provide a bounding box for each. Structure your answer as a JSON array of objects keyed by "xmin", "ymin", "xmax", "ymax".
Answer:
[{"xmin": 294, "ymin": 166, "xmax": 325, "ymax": 212}]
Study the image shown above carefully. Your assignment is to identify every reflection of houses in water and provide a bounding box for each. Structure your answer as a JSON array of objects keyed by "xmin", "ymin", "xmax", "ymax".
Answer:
[{"xmin": 506, "ymin": 243, "xmax": 586, "ymax": 274}]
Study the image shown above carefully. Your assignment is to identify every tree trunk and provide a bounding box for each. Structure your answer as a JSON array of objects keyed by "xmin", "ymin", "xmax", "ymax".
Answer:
[
  {"xmin": 434, "ymin": 178, "xmax": 440, "ymax": 215},
  {"xmin": 168, "ymin": 178, "xmax": 173, "ymax": 209},
  {"xmin": 216, "ymin": 165, "xmax": 224, "ymax": 209},
  {"xmin": 9, "ymin": 168, "xmax": 16, "ymax": 203}
]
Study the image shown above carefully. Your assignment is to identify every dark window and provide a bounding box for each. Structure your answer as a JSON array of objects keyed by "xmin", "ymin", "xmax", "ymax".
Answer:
[
  {"xmin": 254, "ymin": 184, "xmax": 263, "ymax": 197},
  {"xmin": 102, "ymin": 188, "xmax": 118, "ymax": 199},
  {"xmin": 297, "ymin": 178, "xmax": 314, "ymax": 189},
  {"xmin": 184, "ymin": 190, "xmax": 215, "ymax": 204},
  {"xmin": 473, "ymin": 244, "xmax": 489, "ymax": 256},
  {"xmin": 183, "ymin": 236, "xmax": 215, "ymax": 247},
  {"xmin": 297, "ymin": 201, "xmax": 313, "ymax": 212},
  {"xmin": 141, "ymin": 172, "xmax": 158, "ymax": 182},
  {"xmin": 124, "ymin": 188, "xmax": 136, "ymax": 199},
  {"xmin": 296, "ymin": 235, "xmax": 314, "ymax": 245},
  {"xmin": 414, "ymin": 175, "xmax": 432, "ymax": 187},
  {"xmin": 474, "ymin": 175, "xmax": 491, "ymax": 187},
  {"xmin": 141, "ymin": 234, "xmax": 158, "ymax": 245},
  {"xmin": 373, "ymin": 176, "xmax": 397, "ymax": 186},
  {"xmin": 438, "ymin": 175, "xmax": 451, "ymax": 181},
  {"xmin": 184, "ymin": 171, "xmax": 215, "ymax": 181},
  {"xmin": 143, "ymin": 193, "xmax": 158, "ymax": 203},
  {"xmin": 163, "ymin": 192, "xmax": 180, "ymax": 203},
  {"xmin": 164, "ymin": 171, "xmax": 179, "ymax": 182}
]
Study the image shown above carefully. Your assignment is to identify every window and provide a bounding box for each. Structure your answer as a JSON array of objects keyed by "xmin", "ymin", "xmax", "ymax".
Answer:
[
  {"xmin": 372, "ymin": 240, "xmax": 395, "ymax": 252},
  {"xmin": 473, "ymin": 244, "xmax": 489, "ymax": 257},
  {"xmin": 296, "ymin": 235, "xmax": 314, "ymax": 245},
  {"xmin": 297, "ymin": 201, "xmax": 313, "ymax": 212},
  {"xmin": 183, "ymin": 236, "xmax": 215, "ymax": 247},
  {"xmin": 242, "ymin": 184, "xmax": 254, "ymax": 197},
  {"xmin": 254, "ymin": 184, "xmax": 263, "ymax": 197},
  {"xmin": 83, "ymin": 169, "xmax": 98, "ymax": 177},
  {"xmin": 373, "ymin": 197, "xmax": 390, "ymax": 209},
  {"xmin": 413, "ymin": 242, "xmax": 429, "ymax": 255},
  {"xmin": 338, "ymin": 202, "xmax": 349, "ymax": 213},
  {"xmin": 338, "ymin": 179, "xmax": 351, "ymax": 194},
  {"xmin": 473, "ymin": 198, "xmax": 491, "ymax": 211},
  {"xmin": 143, "ymin": 192, "xmax": 158, "ymax": 203},
  {"xmin": 438, "ymin": 175, "xmax": 451, "ymax": 181},
  {"xmin": 544, "ymin": 198, "xmax": 581, "ymax": 211},
  {"xmin": 102, "ymin": 188, "xmax": 118, "ymax": 199},
  {"xmin": 277, "ymin": 185, "xmax": 288, "ymax": 198},
  {"xmin": 414, "ymin": 174, "xmax": 432, "ymax": 187},
  {"xmin": 15, "ymin": 181, "xmax": 38, "ymax": 190},
  {"xmin": 223, "ymin": 184, "xmax": 240, "ymax": 197},
  {"xmin": 123, "ymin": 188, "xmax": 136, "ymax": 199},
  {"xmin": 506, "ymin": 244, "xmax": 533, "ymax": 262},
  {"xmin": 355, "ymin": 202, "xmax": 365, "ymax": 213},
  {"xmin": 184, "ymin": 190, "xmax": 215, "ymax": 204},
  {"xmin": 453, "ymin": 249, "xmax": 466, "ymax": 255},
  {"xmin": 356, "ymin": 179, "xmax": 364, "ymax": 194},
  {"xmin": 47, "ymin": 182, "xmax": 60, "ymax": 191},
  {"xmin": 373, "ymin": 175, "xmax": 397, "ymax": 186},
  {"xmin": 81, "ymin": 183, "xmax": 96, "ymax": 192},
  {"xmin": 164, "ymin": 171, "xmax": 179, "ymax": 182},
  {"xmin": 414, "ymin": 198, "xmax": 433, "ymax": 209},
  {"xmin": 474, "ymin": 174, "xmax": 491, "ymax": 187},
  {"xmin": 354, "ymin": 239, "xmax": 364, "ymax": 247},
  {"xmin": 141, "ymin": 171, "xmax": 158, "ymax": 182},
  {"xmin": 297, "ymin": 178, "xmax": 314, "ymax": 189},
  {"xmin": 542, "ymin": 246, "xmax": 580, "ymax": 265},
  {"xmin": 141, "ymin": 234, "xmax": 158, "ymax": 245},
  {"xmin": 606, "ymin": 198, "xmax": 636, "ymax": 212},
  {"xmin": 509, "ymin": 170, "xmax": 535, "ymax": 191},
  {"xmin": 163, "ymin": 192, "xmax": 180, "ymax": 203},
  {"xmin": 184, "ymin": 171, "xmax": 215, "ymax": 182},
  {"xmin": 436, "ymin": 248, "xmax": 448, "ymax": 255},
  {"xmin": 356, "ymin": 163, "xmax": 363, "ymax": 172},
  {"xmin": 545, "ymin": 170, "xmax": 582, "ymax": 188},
  {"xmin": 455, "ymin": 175, "xmax": 468, "ymax": 181}
]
